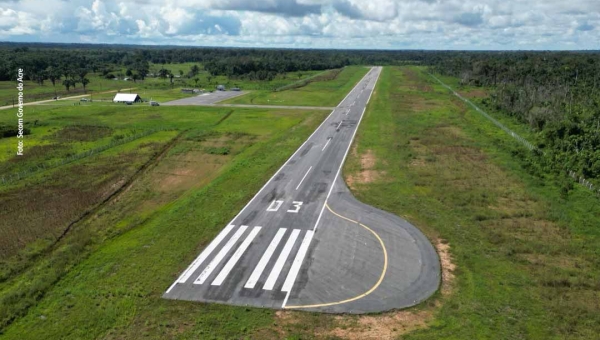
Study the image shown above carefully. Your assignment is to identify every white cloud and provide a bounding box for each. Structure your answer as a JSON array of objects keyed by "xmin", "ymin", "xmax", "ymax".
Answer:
[{"xmin": 0, "ymin": 0, "xmax": 598, "ymax": 49}]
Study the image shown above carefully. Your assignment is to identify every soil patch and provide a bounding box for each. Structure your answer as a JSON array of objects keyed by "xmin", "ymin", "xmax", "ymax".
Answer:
[{"xmin": 346, "ymin": 149, "xmax": 386, "ymax": 188}]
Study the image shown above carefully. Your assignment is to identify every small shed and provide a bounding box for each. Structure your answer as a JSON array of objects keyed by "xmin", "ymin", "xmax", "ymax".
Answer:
[{"xmin": 113, "ymin": 93, "xmax": 142, "ymax": 104}]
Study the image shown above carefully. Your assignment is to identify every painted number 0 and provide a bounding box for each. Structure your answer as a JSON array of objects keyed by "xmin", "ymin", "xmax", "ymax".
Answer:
[
  {"xmin": 266, "ymin": 200, "xmax": 284, "ymax": 212},
  {"xmin": 266, "ymin": 200, "xmax": 303, "ymax": 213},
  {"xmin": 287, "ymin": 201, "xmax": 303, "ymax": 213}
]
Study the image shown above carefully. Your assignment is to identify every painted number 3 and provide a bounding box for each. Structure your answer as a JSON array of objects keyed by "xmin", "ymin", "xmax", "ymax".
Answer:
[
  {"xmin": 287, "ymin": 201, "xmax": 303, "ymax": 213},
  {"xmin": 266, "ymin": 200, "xmax": 303, "ymax": 213}
]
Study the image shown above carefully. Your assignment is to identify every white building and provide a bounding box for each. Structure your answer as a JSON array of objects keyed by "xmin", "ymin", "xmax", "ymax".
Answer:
[{"xmin": 113, "ymin": 93, "xmax": 142, "ymax": 104}]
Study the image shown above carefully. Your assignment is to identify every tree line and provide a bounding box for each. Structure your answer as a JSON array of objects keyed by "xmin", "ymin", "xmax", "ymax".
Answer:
[{"xmin": 429, "ymin": 51, "xmax": 600, "ymax": 183}]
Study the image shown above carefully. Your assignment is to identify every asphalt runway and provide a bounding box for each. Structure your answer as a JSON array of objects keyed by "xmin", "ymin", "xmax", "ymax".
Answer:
[
  {"xmin": 163, "ymin": 67, "xmax": 440, "ymax": 313},
  {"xmin": 162, "ymin": 90, "xmax": 248, "ymax": 105}
]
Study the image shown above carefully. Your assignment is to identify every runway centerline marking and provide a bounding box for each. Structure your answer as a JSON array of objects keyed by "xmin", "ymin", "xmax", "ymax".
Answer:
[
  {"xmin": 284, "ymin": 203, "xmax": 388, "ymax": 309},
  {"xmin": 321, "ymin": 138, "xmax": 331, "ymax": 151},
  {"xmin": 295, "ymin": 166, "xmax": 313, "ymax": 191},
  {"xmin": 336, "ymin": 120, "xmax": 343, "ymax": 131},
  {"xmin": 212, "ymin": 226, "xmax": 261, "ymax": 286},
  {"xmin": 264, "ymin": 229, "xmax": 300, "ymax": 290},
  {"xmin": 194, "ymin": 225, "xmax": 248, "ymax": 285},
  {"xmin": 245, "ymin": 228, "xmax": 287, "ymax": 289}
]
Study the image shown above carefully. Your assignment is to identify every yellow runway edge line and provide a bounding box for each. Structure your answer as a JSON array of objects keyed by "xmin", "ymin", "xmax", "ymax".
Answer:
[{"xmin": 284, "ymin": 203, "xmax": 388, "ymax": 309}]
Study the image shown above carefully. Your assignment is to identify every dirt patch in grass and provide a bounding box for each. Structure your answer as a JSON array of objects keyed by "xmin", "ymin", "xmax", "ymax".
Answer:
[
  {"xmin": 407, "ymin": 98, "xmax": 440, "ymax": 112},
  {"xmin": 403, "ymin": 68, "xmax": 433, "ymax": 92},
  {"xmin": 346, "ymin": 149, "xmax": 386, "ymax": 188},
  {"xmin": 155, "ymin": 152, "xmax": 229, "ymax": 193},
  {"xmin": 361, "ymin": 149, "xmax": 376, "ymax": 168}
]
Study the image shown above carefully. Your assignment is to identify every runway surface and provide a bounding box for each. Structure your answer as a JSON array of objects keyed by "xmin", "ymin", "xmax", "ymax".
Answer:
[
  {"xmin": 162, "ymin": 90, "xmax": 248, "ymax": 105},
  {"xmin": 163, "ymin": 67, "xmax": 440, "ymax": 313}
]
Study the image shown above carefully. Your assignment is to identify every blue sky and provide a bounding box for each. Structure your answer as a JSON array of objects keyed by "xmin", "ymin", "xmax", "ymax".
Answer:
[{"xmin": 0, "ymin": 0, "xmax": 599, "ymax": 50}]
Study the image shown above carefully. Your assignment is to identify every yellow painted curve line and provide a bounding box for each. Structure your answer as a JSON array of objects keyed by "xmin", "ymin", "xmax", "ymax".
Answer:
[{"xmin": 284, "ymin": 203, "xmax": 388, "ymax": 309}]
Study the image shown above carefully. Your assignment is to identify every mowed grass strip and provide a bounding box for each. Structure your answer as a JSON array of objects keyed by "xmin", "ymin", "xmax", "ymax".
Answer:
[
  {"xmin": 334, "ymin": 66, "xmax": 600, "ymax": 339},
  {"xmin": 222, "ymin": 66, "xmax": 369, "ymax": 107},
  {"xmin": 0, "ymin": 106, "xmax": 327, "ymax": 339}
]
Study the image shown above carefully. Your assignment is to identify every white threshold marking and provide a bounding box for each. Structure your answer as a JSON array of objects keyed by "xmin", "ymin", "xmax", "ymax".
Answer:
[
  {"xmin": 244, "ymin": 228, "xmax": 287, "ymax": 289},
  {"xmin": 172, "ymin": 224, "xmax": 236, "ymax": 286},
  {"xmin": 295, "ymin": 166, "xmax": 313, "ymax": 190},
  {"xmin": 264, "ymin": 229, "xmax": 300, "ymax": 290},
  {"xmin": 321, "ymin": 138, "xmax": 331, "ymax": 151},
  {"xmin": 282, "ymin": 67, "xmax": 382, "ymax": 308},
  {"xmin": 194, "ymin": 225, "xmax": 248, "ymax": 284},
  {"xmin": 282, "ymin": 230, "xmax": 314, "ymax": 292},
  {"xmin": 212, "ymin": 226, "xmax": 261, "ymax": 286}
]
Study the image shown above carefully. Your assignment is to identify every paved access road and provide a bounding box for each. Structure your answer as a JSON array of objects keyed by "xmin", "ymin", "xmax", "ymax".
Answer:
[
  {"xmin": 162, "ymin": 90, "xmax": 248, "ymax": 105},
  {"xmin": 164, "ymin": 67, "xmax": 440, "ymax": 313}
]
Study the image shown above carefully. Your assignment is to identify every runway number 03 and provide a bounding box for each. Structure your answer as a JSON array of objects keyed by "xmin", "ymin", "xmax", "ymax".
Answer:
[{"xmin": 266, "ymin": 200, "xmax": 303, "ymax": 213}]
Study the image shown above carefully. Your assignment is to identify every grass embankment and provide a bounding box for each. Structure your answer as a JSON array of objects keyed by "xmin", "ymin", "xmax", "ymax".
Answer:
[
  {"xmin": 222, "ymin": 66, "xmax": 369, "ymax": 107},
  {"xmin": 0, "ymin": 63, "xmax": 324, "ymax": 106},
  {"xmin": 336, "ymin": 66, "xmax": 600, "ymax": 339},
  {"xmin": 0, "ymin": 103, "xmax": 328, "ymax": 338}
]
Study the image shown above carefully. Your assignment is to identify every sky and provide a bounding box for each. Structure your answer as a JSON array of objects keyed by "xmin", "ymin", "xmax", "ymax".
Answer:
[{"xmin": 0, "ymin": 0, "xmax": 599, "ymax": 50}]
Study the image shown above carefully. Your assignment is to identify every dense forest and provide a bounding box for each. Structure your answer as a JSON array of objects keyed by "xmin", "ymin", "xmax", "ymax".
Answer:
[
  {"xmin": 1, "ymin": 42, "xmax": 600, "ymax": 186},
  {"xmin": 430, "ymin": 52, "xmax": 600, "ymax": 185},
  {"xmin": 0, "ymin": 43, "xmax": 430, "ymax": 82}
]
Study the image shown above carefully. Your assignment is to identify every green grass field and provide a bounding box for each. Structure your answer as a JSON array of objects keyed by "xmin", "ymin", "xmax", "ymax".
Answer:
[
  {"xmin": 222, "ymin": 66, "xmax": 369, "ymax": 107},
  {"xmin": 2, "ymin": 65, "xmax": 599, "ymax": 339},
  {"xmin": 0, "ymin": 99, "xmax": 329, "ymax": 338},
  {"xmin": 0, "ymin": 63, "xmax": 325, "ymax": 106},
  {"xmin": 339, "ymin": 66, "xmax": 600, "ymax": 339}
]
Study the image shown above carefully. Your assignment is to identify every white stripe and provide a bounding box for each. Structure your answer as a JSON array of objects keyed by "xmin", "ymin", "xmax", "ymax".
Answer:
[
  {"xmin": 282, "ymin": 230, "xmax": 314, "ymax": 292},
  {"xmin": 212, "ymin": 226, "xmax": 261, "ymax": 286},
  {"xmin": 244, "ymin": 228, "xmax": 287, "ymax": 289},
  {"xmin": 283, "ymin": 67, "xmax": 381, "ymax": 308},
  {"xmin": 194, "ymin": 225, "xmax": 248, "ymax": 284},
  {"xmin": 174, "ymin": 224, "xmax": 235, "ymax": 285},
  {"xmin": 366, "ymin": 69, "xmax": 380, "ymax": 105},
  {"xmin": 295, "ymin": 166, "xmax": 312, "ymax": 191},
  {"xmin": 321, "ymin": 138, "xmax": 331, "ymax": 151},
  {"xmin": 264, "ymin": 229, "xmax": 300, "ymax": 290},
  {"xmin": 336, "ymin": 120, "xmax": 343, "ymax": 130}
]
